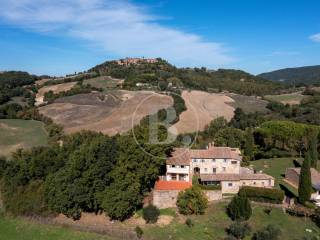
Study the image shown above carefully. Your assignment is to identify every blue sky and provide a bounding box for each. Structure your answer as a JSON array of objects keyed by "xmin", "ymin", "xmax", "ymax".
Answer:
[{"xmin": 0, "ymin": 0, "xmax": 320, "ymax": 76}]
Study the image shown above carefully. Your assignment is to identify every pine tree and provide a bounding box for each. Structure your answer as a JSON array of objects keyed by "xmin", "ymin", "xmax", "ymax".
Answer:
[
  {"xmin": 298, "ymin": 151, "xmax": 312, "ymax": 204},
  {"xmin": 309, "ymin": 131, "xmax": 318, "ymax": 168}
]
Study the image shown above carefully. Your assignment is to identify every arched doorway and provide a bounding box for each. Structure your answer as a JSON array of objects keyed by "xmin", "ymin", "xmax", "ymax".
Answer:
[{"xmin": 194, "ymin": 167, "xmax": 200, "ymax": 175}]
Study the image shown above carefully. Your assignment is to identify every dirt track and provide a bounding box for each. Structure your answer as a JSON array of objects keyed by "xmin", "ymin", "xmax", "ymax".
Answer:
[
  {"xmin": 39, "ymin": 90, "xmax": 173, "ymax": 136},
  {"xmin": 169, "ymin": 90, "xmax": 235, "ymax": 134},
  {"xmin": 35, "ymin": 82, "xmax": 77, "ymax": 105}
]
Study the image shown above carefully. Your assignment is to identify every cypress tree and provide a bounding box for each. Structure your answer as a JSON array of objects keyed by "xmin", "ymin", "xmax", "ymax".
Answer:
[
  {"xmin": 244, "ymin": 129, "xmax": 255, "ymax": 161},
  {"xmin": 309, "ymin": 131, "xmax": 318, "ymax": 168},
  {"xmin": 298, "ymin": 151, "xmax": 312, "ymax": 204}
]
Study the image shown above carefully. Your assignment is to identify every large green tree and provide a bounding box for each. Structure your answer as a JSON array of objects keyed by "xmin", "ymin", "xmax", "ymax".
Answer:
[{"xmin": 298, "ymin": 151, "xmax": 312, "ymax": 204}]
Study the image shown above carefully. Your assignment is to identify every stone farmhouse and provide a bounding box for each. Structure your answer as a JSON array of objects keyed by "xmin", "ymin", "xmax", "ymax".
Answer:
[{"xmin": 153, "ymin": 143, "xmax": 274, "ymax": 208}]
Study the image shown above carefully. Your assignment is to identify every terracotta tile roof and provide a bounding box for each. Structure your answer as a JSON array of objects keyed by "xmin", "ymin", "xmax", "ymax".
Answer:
[
  {"xmin": 154, "ymin": 180, "xmax": 192, "ymax": 191},
  {"xmin": 167, "ymin": 146, "xmax": 242, "ymax": 165},
  {"xmin": 200, "ymin": 174, "xmax": 240, "ymax": 181},
  {"xmin": 287, "ymin": 168, "xmax": 320, "ymax": 185},
  {"xmin": 167, "ymin": 148, "xmax": 190, "ymax": 165},
  {"xmin": 240, "ymin": 173, "xmax": 274, "ymax": 180}
]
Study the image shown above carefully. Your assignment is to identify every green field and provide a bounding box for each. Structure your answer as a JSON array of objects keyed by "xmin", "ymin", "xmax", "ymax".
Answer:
[
  {"xmin": 0, "ymin": 216, "xmax": 115, "ymax": 240},
  {"xmin": 250, "ymin": 157, "xmax": 302, "ymax": 197},
  {"xmin": 84, "ymin": 76, "xmax": 122, "ymax": 91},
  {"xmin": 0, "ymin": 119, "xmax": 48, "ymax": 157},
  {"xmin": 264, "ymin": 93, "xmax": 305, "ymax": 105},
  {"xmin": 143, "ymin": 202, "xmax": 319, "ymax": 240},
  {"xmin": 227, "ymin": 94, "xmax": 269, "ymax": 113},
  {"xmin": 250, "ymin": 158, "xmax": 299, "ymax": 188}
]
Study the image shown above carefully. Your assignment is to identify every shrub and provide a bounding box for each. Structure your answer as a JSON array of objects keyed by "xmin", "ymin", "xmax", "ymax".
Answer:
[
  {"xmin": 252, "ymin": 224, "xmax": 281, "ymax": 240},
  {"xmin": 286, "ymin": 205, "xmax": 313, "ymax": 217},
  {"xmin": 135, "ymin": 226, "xmax": 143, "ymax": 239},
  {"xmin": 192, "ymin": 175, "xmax": 200, "ymax": 185},
  {"xmin": 227, "ymin": 222, "xmax": 251, "ymax": 239},
  {"xmin": 263, "ymin": 207, "xmax": 272, "ymax": 215},
  {"xmin": 177, "ymin": 186, "xmax": 208, "ymax": 215},
  {"xmin": 142, "ymin": 205, "xmax": 160, "ymax": 224},
  {"xmin": 227, "ymin": 195, "xmax": 252, "ymax": 221},
  {"xmin": 311, "ymin": 208, "xmax": 320, "ymax": 227},
  {"xmin": 185, "ymin": 218, "xmax": 194, "ymax": 227},
  {"xmin": 238, "ymin": 186, "xmax": 284, "ymax": 204}
]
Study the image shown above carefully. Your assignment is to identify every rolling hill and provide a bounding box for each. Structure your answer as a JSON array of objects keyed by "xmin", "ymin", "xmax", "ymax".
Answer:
[
  {"xmin": 89, "ymin": 58, "xmax": 284, "ymax": 96},
  {"xmin": 258, "ymin": 65, "xmax": 320, "ymax": 85}
]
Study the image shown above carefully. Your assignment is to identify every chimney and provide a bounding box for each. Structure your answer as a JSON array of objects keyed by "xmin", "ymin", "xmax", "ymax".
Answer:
[{"xmin": 207, "ymin": 142, "xmax": 215, "ymax": 149}]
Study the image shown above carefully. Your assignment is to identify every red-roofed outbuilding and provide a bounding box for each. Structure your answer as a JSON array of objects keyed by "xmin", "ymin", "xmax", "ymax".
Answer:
[{"xmin": 154, "ymin": 180, "xmax": 191, "ymax": 191}]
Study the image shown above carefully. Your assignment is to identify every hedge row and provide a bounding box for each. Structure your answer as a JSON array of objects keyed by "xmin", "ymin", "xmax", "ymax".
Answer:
[
  {"xmin": 199, "ymin": 184, "xmax": 222, "ymax": 191},
  {"xmin": 238, "ymin": 186, "xmax": 284, "ymax": 204}
]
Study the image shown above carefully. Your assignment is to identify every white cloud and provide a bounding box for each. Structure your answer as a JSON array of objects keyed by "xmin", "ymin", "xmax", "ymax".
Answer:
[
  {"xmin": 268, "ymin": 51, "xmax": 299, "ymax": 57},
  {"xmin": 310, "ymin": 33, "xmax": 320, "ymax": 42},
  {"xmin": 0, "ymin": 0, "xmax": 234, "ymax": 67}
]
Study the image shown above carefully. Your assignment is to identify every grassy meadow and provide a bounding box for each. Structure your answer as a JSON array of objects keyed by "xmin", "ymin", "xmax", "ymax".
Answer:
[
  {"xmin": 250, "ymin": 157, "xmax": 299, "ymax": 188},
  {"xmin": 0, "ymin": 119, "xmax": 48, "ymax": 157},
  {"xmin": 143, "ymin": 202, "xmax": 319, "ymax": 240},
  {"xmin": 0, "ymin": 215, "xmax": 116, "ymax": 240}
]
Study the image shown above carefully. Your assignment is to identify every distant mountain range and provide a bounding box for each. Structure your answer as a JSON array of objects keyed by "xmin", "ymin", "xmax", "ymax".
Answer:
[{"xmin": 258, "ymin": 65, "xmax": 320, "ymax": 85}]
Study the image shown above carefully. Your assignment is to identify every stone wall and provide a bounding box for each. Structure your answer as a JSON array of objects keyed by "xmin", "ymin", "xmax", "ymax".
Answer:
[
  {"xmin": 153, "ymin": 190, "xmax": 180, "ymax": 209},
  {"xmin": 205, "ymin": 190, "xmax": 223, "ymax": 201},
  {"xmin": 153, "ymin": 189, "xmax": 223, "ymax": 209}
]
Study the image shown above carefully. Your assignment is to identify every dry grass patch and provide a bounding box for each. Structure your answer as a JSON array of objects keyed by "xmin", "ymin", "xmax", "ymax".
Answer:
[
  {"xmin": 39, "ymin": 90, "xmax": 173, "ymax": 136},
  {"xmin": 170, "ymin": 90, "xmax": 235, "ymax": 134},
  {"xmin": 35, "ymin": 82, "xmax": 77, "ymax": 105}
]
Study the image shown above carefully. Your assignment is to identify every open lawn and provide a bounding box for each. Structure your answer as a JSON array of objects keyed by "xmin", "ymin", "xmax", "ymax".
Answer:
[
  {"xmin": 0, "ymin": 216, "xmax": 116, "ymax": 240},
  {"xmin": 264, "ymin": 92, "xmax": 305, "ymax": 105},
  {"xmin": 143, "ymin": 202, "xmax": 319, "ymax": 240},
  {"xmin": 0, "ymin": 119, "xmax": 48, "ymax": 157},
  {"xmin": 250, "ymin": 158, "xmax": 300, "ymax": 188}
]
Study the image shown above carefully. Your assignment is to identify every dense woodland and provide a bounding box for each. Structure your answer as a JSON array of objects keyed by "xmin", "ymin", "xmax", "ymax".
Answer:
[
  {"xmin": 259, "ymin": 65, "xmax": 320, "ymax": 85},
  {"xmin": 0, "ymin": 71, "xmax": 37, "ymax": 105}
]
